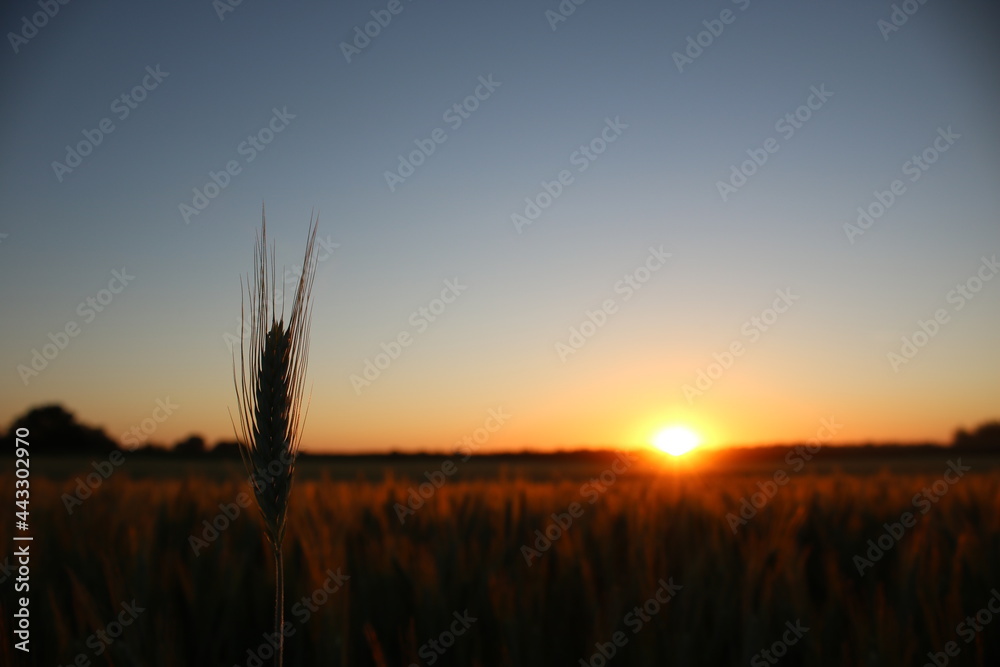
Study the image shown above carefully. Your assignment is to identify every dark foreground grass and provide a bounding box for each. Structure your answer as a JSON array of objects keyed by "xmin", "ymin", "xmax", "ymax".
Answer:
[{"xmin": 2, "ymin": 460, "xmax": 999, "ymax": 666}]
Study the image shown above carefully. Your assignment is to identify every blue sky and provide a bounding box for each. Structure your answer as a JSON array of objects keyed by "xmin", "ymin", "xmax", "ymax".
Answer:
[{"xmin": 1, "ymin": 0, "xmax": 998, "ymax": 452}]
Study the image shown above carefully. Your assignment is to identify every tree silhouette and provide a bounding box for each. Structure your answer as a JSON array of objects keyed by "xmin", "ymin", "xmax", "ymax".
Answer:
[
  {"xmin": 211, "ymin": 440, "xmax": 242, "ymax": 457},
  {"xmin": 5, "ymin": 404, "xmax": 116, "ymax": 455},
  {"xmin": 953, "ymin": 421, "xmax": 1000, "ymax": 451},
  {"xmin": 173, "ymin": 434, "xmax": 207, "ymax": 456}
]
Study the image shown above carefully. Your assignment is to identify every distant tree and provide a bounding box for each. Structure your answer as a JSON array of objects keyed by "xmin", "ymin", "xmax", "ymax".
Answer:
[
  {"xmin": 174, "ymin": 434, "xmax": 207, "ymax": 456},
  {"xmin": 211, "ymin": 440, "xmax": 242, "ymax": 458},
  {"xmin": 952, "ymin": 421, "xmax": 1000, "ymax": 451},
  {"xmin": 130, "ymin": 443, "xmax": 170, "ymax": 457},
  {"xmin": 4, "ymin": 404, "xmax": 116, "ymax": 456}
]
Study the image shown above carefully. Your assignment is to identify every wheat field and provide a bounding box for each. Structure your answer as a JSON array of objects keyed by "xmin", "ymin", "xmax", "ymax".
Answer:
[{"xmin": 2, "ymin": 458, "xmax": 999, "ymax": 666}]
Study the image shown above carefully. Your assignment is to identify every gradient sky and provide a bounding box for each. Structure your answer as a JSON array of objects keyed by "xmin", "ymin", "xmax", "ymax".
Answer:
[{"xmin": 2, "ymin": 0, "xmax": 998, "ymax": 452}]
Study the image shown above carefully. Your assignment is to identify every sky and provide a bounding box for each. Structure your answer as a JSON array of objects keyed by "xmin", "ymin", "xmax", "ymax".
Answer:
[{"xmin": 1, "ymin": 0, "xmax": 998, "ymax": 453}]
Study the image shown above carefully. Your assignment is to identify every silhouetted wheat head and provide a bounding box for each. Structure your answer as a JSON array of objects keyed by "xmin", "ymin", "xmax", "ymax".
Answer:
[{"xmin": 232, "ymin": 208, "xmax": 318, "ymax": 667}]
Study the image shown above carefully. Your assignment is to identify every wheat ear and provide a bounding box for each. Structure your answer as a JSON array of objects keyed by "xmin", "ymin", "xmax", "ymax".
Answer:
[{"xmin": 233, "ymin": 208, "xmax": 318, "ymax": 667}]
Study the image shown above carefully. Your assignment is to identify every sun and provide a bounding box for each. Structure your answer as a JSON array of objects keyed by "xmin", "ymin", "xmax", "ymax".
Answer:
[{"xmin": 653, "ymin": 426, "xmax": 701, "ymax": 457}]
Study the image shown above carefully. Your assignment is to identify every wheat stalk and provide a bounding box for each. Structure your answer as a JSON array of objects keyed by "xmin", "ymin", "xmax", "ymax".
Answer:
[{"xmin": 232, "ymin": 207, "xmax": 318, "ymax": 667}]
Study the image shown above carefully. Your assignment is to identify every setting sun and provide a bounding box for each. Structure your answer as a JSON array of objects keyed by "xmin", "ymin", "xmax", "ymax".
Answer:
[{"xmin": 653, "ymin": 426, "xmax": 702, "ymax": 457}]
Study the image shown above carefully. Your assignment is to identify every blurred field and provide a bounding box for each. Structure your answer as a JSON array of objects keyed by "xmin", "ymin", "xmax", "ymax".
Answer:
[{"xmin": 2, "ymin": 453, "xmax": 999, "ymax": 666}]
